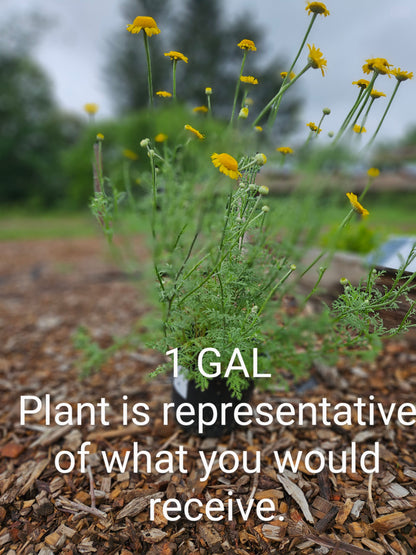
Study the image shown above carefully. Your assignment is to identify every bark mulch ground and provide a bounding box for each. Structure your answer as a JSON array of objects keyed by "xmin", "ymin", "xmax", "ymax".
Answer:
[{"xmin": 0, "ymin": 238, "xmax": 415, "ymax": 554}]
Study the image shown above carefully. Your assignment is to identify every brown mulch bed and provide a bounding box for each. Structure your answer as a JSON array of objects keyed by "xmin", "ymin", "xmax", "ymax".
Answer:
[{"xmin": 0, "ymin": 238, "xmax": 415, "ymax": 554}]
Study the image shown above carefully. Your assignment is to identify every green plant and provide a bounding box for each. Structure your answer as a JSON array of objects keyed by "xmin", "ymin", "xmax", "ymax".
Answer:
[
  {"xmin": 85, "ymin": 3, "xmax": 416, "ymax": 399},
  {"xmin": 321, "ymin": 220, "xmax": 382, "ymax": 254}
]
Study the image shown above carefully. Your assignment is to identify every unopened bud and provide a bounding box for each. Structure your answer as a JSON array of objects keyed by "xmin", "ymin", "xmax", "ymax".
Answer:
[
  {"xmin": 254, "ymin": 153, "xmax": 267, "ymax": 166},
  {"xmin": 239, "ymin": 106, "xmax": 249, "ymax": 119}
]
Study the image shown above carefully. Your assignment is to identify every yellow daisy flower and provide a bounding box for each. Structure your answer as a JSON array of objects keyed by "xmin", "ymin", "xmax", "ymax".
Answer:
[
  {"xmin": 391, "ymin": 68, "xmax": 413, "ymax": 82},
  {"xmin": 126, "ymin": 16, "xmax": 160, "ymax": 36},
  {"xmin": 184, "ymin": 124, "xmax": 205, "ymax": 140},
  {"xmin": 155, "ymin": 133, "xmax": 168, "ymax": 143},
  {"xmin": 277, "ymin": 146, "xmax": 294, "ymax": 155},
  {"xmin": 307, "ymin": 44, "xmax": 327, "ymax": 76},
  {"xmin": 307, "ymin": 122, "xmax": 322, "ymax": 133},
  {"xmin": 370, "ymin": 89, "xmax": 386, "ymax": 99},
  {"xmin": 352, "ymin": 79, "xmax": 370, "ymax": 89},
  {"xmin": 205, "ymin": 87, "xmax": 212, "ymax": 95},
  {"xmin": 84, "ymin": 103, "xmax": 99, "ymax": 115},
  {"xmin": 96, "ymin": 133, "xmax": 104, "ymax": 141},
  {"xmin": 123, "ymin": 149, "xmax": 139, "ymax": 160},
  {"xmin": 346, "ymin": 193, "xmax": 369, "ymax": 217},
  {"xmin": 211, "ymin": 153, "xmax": 241, "ymax": 180},
  {"xmin": 156, "ymin": 90, "xmax": 172, "ymax": 98},
  {"xmin": 255, "ymin": 126, "xmax": 263, "ymax": 132},
  {"xmin": 240, "ymin": 75, "xmax": 259, "ymax": 85},
  {"xmin": 193, "ymin": 106, "xmax": 209, "ymax": 113},
  {"xmin": 362, "ymin": 58, "xmax": 391, "ymax": 75},
  {"xmin": 367, "ymin": 168, "xmax": 380, "ymax": 178},
  {"xmin": 237, "ymin": 39, "xmax": 257, "ymax": 51},
  {"xmin": 164, "ymin": 51, "xmax": 188, "ymax": 63},
  {"xmin": 280, "ymin": 71, "xmax": 296, "ymax": 80},
  {"xmin": 305, "ymin": 2, "xmax": 330, "ymax": 16},
  {"xmin": 353, "ymin": 124, "xmax": 366, "ymax": 134}
]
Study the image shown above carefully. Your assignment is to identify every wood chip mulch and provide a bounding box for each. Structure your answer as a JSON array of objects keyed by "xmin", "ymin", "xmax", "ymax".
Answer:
[{"xmin": 0, "ymin": 238, "xmax": 415, "ymax": 554}]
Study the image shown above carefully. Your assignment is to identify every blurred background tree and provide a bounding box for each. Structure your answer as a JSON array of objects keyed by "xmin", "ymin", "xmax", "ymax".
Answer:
[
  {"xmin": 0, "ymin": 51, "xmax": 82, "ymax": 206},
  {"xmin": 0, "ymin": 13, "xmax": 83, "ymax": 208}
]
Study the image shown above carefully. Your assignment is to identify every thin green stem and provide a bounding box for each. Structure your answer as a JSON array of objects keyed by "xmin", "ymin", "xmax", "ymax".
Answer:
[
  {"xmin": 149, "ymin": 153, "xmax": 157, "ymax": 241},
  {"xmin": 248, "ymin": 266, "xmax": 296, "ymax": 329},
  {"xmin": 366, "ymin": 80, "xmax": 400, "ymax": 149},
  {"xmin": 333, "ymin": 72, "xmax": 378, "ymax": 144},
  {"xmin": 316, "ymin": 112, "xmax": 327, "ymax": 134},
  {"xmin": 300, "ymin": 208, "xmax": 354, "ymax": 281},
  {"xmin": 303, "ymin": 266, "xmax": 328, "ymax": 304},
  {"xmin": 287, "ymin": 14, "xmax": 317, "ymax": 77},
  {"xmin": 123, "ymin": 161, "xmax": 135, "ymax": 209},
  {"xmin": 143, "ymin": 34, "xmax": 154, "ymax": 107},
  {"xmin": 172, "ymin": 60, "xmax": 177, "ymax": 101},
  {"xmin": 253, "ymin": 64, "xmax": 310, "ymax": 127},
  {"xmin": 358, "ymin": 97, "xmax": 375, "ymax": 131},
  {"xmin": 267, "ymin": 13, "xmax": 317, "ymax": 127},
  {"xmin": 230, "ymin": 52, "xmax": 248, "ymax": 125},
  {"xmin": 351, "ymin": 93, "xmax": 372, "ymax": 129},
  {"xmin": 336, "ymin": 89, "xmax": 364, "ymax": 136}
]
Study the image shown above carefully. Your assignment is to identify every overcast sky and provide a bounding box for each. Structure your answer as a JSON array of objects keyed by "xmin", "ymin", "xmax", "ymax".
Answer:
[{"xmin": 3, "ymin": 0, "xmax": 415, "ymax": 143}]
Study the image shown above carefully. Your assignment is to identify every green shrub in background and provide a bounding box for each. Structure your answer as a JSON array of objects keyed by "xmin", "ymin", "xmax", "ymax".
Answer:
[
  {"xmin": 62, "ymin": 104, "xmax": 265, "ymax": 207},
  {"xmin": 321, "ymin": 220, "xmax": 382, "ymax": 255}
]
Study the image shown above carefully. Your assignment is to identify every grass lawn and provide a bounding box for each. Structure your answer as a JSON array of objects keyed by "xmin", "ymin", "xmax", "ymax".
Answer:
[
  {"xmin": 0, "ymin": 191, "xmax": 414, "ymax": 243},
  {"xmin": 0, "ymin": 210, "xmax": 98, "ymax": 241}
]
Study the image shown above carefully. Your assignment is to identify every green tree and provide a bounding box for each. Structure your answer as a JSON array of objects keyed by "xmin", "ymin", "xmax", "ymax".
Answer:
[{"xmin": 0, "ymin": 52, "xmax": 82, "ymax": 206}]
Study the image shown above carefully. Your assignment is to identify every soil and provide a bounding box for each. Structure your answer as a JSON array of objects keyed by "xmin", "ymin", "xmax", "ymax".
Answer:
[{"xmin": 0, "ymin": 237, "xmax": 415, "ymax": 554}]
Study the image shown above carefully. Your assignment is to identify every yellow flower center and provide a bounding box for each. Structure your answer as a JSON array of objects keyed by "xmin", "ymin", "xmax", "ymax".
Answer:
[
  {"xmin": 240, "ymin": 75, "xmax": 259, "ymax": 85},
  {"xmin": 370, "ymin": 90, "xmax": 386, "ymax": 99},
  {"xmin": 164, "ymin": 51, "xmax": 188, "ymax": 63},
  {"xmin": 305, "ymin": 2, "xmax": 330, "ymax": 16},
  {"xmin": 156, "ymin": 90, "xmax": 172, "ymax": 98},
  {"xmin": 353, "ymin": 124, "xmax": 366, "ymax": 134},
  {"xmin": 277, "ymin": 147, "xmax": 294, "ymax": 155},
  {"xmin": 126, "ymin": 16, "xmax": 160, "ymax": 36},
  {"xmin": 193, "ymin": 106, "xmax": 209, "ymax": 113},
  {"xmin": 155, "ymin": 133, "xmax": 168, "ymax": 142},
  {"xmin": 362, "ymin": 58, "xmax": 391, "ymax": 75},
  {"xmin": 84, "ymin": 103, "xmax": 99, "ymax": 115},
  {"xmin": 237, "ymin": 39, "xmax": 257, "ymax": 51},
  {"xmin": 367, "ymin": 168, "xmax": 380, "ymax": 178},
  {"xmin": 392, "ymin": 68, "xmax": 414, "ymax": 82},
  {"xmin": 184, "ymin": 124, "xmax": 205, "ymax": 140},
  {"xmin": 123, "ymin": 149, "xmax": 139, "ymax": 161},
  {"xmin": 352, "ymin": 79, "xmax": 370, "ymax": 89},
  {"xmin": 307, "ymin": 44, "xmax": 327, "ymax": 76},
  {"xmin": 211, "ymin": 153, "xmax": 241, "ymax": 180},
  {"xmin": 346, "ymin": 193, "xmax": 369, "ymax": 217}
]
